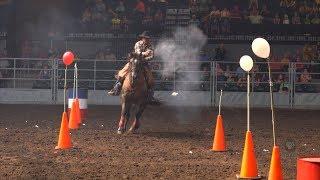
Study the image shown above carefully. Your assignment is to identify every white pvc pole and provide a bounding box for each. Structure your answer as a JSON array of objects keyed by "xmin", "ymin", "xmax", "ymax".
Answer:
[
  {"xmin": 75, "ymin": 63, "xmax": 78, "ymax": 99},
  {"xmin": 63, "ymin": 66, "xmax": 67, "ymax": 112},
  {"xmin": 218, "ymin": 89, "xmax": 223, "ymax": 115},
  {"xmin": 267, "ymin": 59, "xmax": 276, "ymax": 146},
  {"xmin": 72, "ymin": 64, "xmax": 76, "ymax": 100},
  {"xmin": 247, "ymin": 73, "xmax": 250, "ymax": 132}
]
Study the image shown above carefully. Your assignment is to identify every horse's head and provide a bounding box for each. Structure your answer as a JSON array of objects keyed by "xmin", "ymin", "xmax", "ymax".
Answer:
[{"xmin": 130, "ymin": 53, "xmax": 143, "ymax": 86}]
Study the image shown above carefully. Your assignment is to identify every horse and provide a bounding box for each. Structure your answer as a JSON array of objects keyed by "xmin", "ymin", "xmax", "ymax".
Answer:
[{"xmin": 117, "ymin": 53, "xmax": 149, "ymax": 134}]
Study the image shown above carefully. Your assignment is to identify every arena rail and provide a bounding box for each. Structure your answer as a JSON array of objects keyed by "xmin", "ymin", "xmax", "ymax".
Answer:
[{"xmin": 0, "ymin": 58, "xmax": 319, "ymax": 108}]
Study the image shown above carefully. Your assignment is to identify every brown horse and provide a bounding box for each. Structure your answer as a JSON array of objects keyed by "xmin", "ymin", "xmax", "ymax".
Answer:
[{"xmin": 117, "ymin": 53, "xmax": 148, "ymax": 134}]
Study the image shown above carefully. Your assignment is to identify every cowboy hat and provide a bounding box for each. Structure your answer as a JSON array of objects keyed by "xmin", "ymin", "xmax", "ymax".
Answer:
[{"xmin": 138, "ymin": 31, "xmax": 151, "ymax": 39}]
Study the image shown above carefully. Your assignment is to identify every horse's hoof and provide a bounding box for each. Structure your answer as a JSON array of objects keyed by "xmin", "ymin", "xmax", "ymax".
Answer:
[
  {"xmin": 128, "ymin": 127, "xmax": 139, "ymax": 134},
  {"xmin": 117, "ymin": 128, "xmax": 125, "ymax": 135},
  {"xmin": 117, "ymin": 130, "xmax": 124, "ymax": 135}
]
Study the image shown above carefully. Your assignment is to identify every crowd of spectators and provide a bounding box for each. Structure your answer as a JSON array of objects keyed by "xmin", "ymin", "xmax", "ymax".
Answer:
[
  {"xmin": 79, "ymin": 0, "xmax": 168, "ymax": 33},
  {"xmin": 75, "ymin": 0, "xmax": 320, "ymax": 36},
  {"xmin": 212, "ymin": 42, "xmax": 320, "ymax": 92}
]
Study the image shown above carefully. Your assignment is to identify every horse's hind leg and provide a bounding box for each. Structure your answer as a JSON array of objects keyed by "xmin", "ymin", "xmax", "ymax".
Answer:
[
  {"xmin": 129, "ymin": 104, "xmax": 146, "ymax": 133},
  {"xmin": 117, "ymin": 102, "xmax": 131, "ymax": 134}
]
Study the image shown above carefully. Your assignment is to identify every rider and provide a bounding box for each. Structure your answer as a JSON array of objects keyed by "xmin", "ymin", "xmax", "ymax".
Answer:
[{"xmin": 108, "ymin": 31, "xmax": 159, "ymax": 104}]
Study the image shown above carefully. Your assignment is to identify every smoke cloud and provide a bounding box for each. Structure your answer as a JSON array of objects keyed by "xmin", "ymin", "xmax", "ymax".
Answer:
[{"xmin": 154, "ymin": 25, "xmax": 208, "ymax": 90}]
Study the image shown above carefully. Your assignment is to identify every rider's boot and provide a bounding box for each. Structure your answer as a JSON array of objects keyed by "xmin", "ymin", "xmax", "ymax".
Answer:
[{"xmin": 108, "ymin": 78, "xmax": 123, "ymax": 96}]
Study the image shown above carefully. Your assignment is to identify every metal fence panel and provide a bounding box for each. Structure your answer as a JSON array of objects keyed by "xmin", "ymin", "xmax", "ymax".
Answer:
[{"xmin": 0, "ymin": 57, "xmax": 320, "ymax": 108}]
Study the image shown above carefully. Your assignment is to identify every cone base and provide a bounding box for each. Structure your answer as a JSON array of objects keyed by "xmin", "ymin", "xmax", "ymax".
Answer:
[
  {"xmin": 55, "ymin": 145, "xmax": 72, "ymax": 150},
  {"xmin": 210, "ymin": 149, "xmax": 227, "ymax": 152},
  {"xmin": 236, "ymin": 174, "xmax": 263, "ymax": 179}
]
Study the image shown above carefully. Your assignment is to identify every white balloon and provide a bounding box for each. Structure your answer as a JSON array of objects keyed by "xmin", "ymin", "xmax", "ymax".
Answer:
[
  {"xmin": 239, "ymin": 55, "xmax": 253, "ymax": 72},
  {"xmin": 251, "ymin": 38, "xmax": 270, "ymax": 58}
]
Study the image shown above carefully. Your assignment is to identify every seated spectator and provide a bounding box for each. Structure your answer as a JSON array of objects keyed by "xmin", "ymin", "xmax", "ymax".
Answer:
[
  {"xmin": 303, "ymin": 43, "xmax": 314, "ymax": 62},
  {"xmin": 221, "ymin": 8, "xmax": 231, "ymax": 18},
  {"xmin": 281, "ymin": 53, "xmax": 290, "ymax": 71},
  {"xmin": 225, "ymin": 76, "xmax": 238, "ymax": 91},
  {"xmin": 95, "ymin": 50, "xmax": 105, "ymax": 60},
  {"xmin": 121, "ymin": 16, "xmax": 129, "ymax": 32},
  {"xmin": 249, "ymin": 0, "xmax": 258, "ymax": 10},
  {"xmin": 38, "ymin": 65, "xmax": 51, "ymax": 79},
  {"xmin": 200, "ymin": 64, "xmax": 210, "ymax": 81},
  {"xmin": 224, "ymin": 65, "xmax": 233, "ymax": 79},
  {"xmin": 237, "ymin": 76, "xmax": 246, "ymax": 91},
  {"xmin": 236, "ymin": 66, "xmax": 245, "ymax": 78},
  {"xmin": 200, "ymin": 65, "xmax": 210, "ymax": 90},
  {"xmin": 269, "ymin": 55, "xmax": 282, "ymax": 71},
  {"xmin": 214, "ymin": 43, "xmax": 226, "ymax": 61},
  {"xmin": 111, "ymin": 14, "xmax": 121, "ymax": 31},
  {"xmin": 91, "ymin": 0, "xmax": 107, "ymax": 23},
  {"xmin": 209, "ymin": 6, "xmax": 221, "ymax": 17},
  {"xmin": 142, "ymin": 8, "xmax": 153, "ymax": 28},
  {"xmin": 206, "ymin": 15, "xmax": 220, "ymax": 34},
  {"xmin": 230, "ymin": 5, "xmax": 242, "ymax": 19},
  {"xmin": 134, "ymin": 0, "xmax": 146, "ymax": 19},
  {"xmin": 253, "ymin": 74, "xmax": 265, "ymax": 91},
  {"xmin": 94, "ymin": 0, "xmax": 106, "ymax": 13},
  {"xmin": 154, "ymin": 9, "xmax": 164, "ymax": 27},
  {"xmin": 216, "ymin": 63, "xmax": 225, "ymax": 81},
  {"xmin": 300, "ymin": 68, "xmax": 311, "ymax": 83},
  {"xmin": 304, "ymin": 14, "xmax": 311, "ymax": 24},
  {"xmin": 81, "ymin": 7, "xmax": 92, "ymax": 27},
  {"xmin": 279, "ymin": 77, "xmax": 290, "ymax": 92},
  {"xmin": 280, "ymin": 0, "xmax": 296, "ymax": 8},
  {"xmin": 311, "ymin": 14, "xmax": 320, "ymax": 24},
  {"xmin": 283, "ymin": 14, "xmax": 290, "ymax": 24},
  {"xmin": 292, "ymin": 12, "xmax": 301, "ymax": 24},
  {"xmin": 115, "ymin": 0, "xmax": 126, "ymax": 15},
  {"xmin": 220, "ymin": 18, "xmax": 230, "ymax": 34},
  {"xmin": 299, "ymin": 68, "xmax": 315, "ymax": 92},
  {"xmin": 252, "ymin": 64, "xmax": 259, "ymax": 73},
  {"xmin": 260, "ymin": 5, "xmax": 271, "ymax": 18},
  {"xmin": 32, "ymin": 65, "xmax": 51, "ymax": 89},
  {"xmin": 248, "ymin": 9, "xmax": 263, "ymax": 24},
  {"xmin": 276, "ymin": 74, "xmax": 289, "ymax": 92},
  {"xmin": 157, "ymin": 0, "xmax": 168, "ymax": 13},
  {"xmin": 199, "ymin": 0, "xmax": 210, "ymax": 13},
  {"xmin": 273, "ymin": 14, "xmax": 281, "ymax": 24},
  {"xmin": 104, "ymin": 49, "xmax": 116, "ymax": 61},
  {"xmin": 189, "ymin": 0, "xmax": 199, "ymax": 15},
  {"xmin": 189, "ymin": 14, "xmax": 200, "ymax": 27}
]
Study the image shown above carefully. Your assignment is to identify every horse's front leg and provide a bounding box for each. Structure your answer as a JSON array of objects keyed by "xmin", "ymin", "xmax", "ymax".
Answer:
[
  {"xmin": 117, "ymin": 102, "xmax": 131, "ymax": 134},
  {"xmin": 129, "ymin": 104, "xmax": 146, "ymax": 133}
]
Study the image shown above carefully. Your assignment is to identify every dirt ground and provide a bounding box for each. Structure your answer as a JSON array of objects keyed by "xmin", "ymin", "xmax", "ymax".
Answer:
[{"xmin": 0, "ymin": 104, "xmax": 319, "ymax": 179}]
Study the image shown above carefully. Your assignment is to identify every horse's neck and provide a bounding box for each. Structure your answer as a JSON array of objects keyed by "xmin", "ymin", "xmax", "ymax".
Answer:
[{"xmin": 122, "ymin": 71, "xmax": 147, "ymax": 92}]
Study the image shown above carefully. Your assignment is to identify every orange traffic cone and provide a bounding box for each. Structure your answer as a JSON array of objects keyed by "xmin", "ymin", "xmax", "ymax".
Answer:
[
  {"xmin": 268, "ymin": 146, "xmax": 283, "ymax": 180},
  {"xmin": 211, "ymin": 114, "xmax": 226, "ymax": 151},
  {"xmin": 55, "ymin": 112, "xmax": 72, "ymax": 149},
  {"xmin": 74, "ymin": 98, "xmax": 82, "ymax": 124},
  {"xmin": 237, "ymin": 131, "xmax": 262, "ymax": 179},
  {"xmin": 69, "ymin": 100, "xmax": 79, "ymax": 129}
]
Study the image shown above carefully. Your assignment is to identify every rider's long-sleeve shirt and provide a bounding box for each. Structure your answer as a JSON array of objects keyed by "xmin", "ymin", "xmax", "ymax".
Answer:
[{"xmin": 134, "ymin": 40, "xmax": 154, "ymax": 61}]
